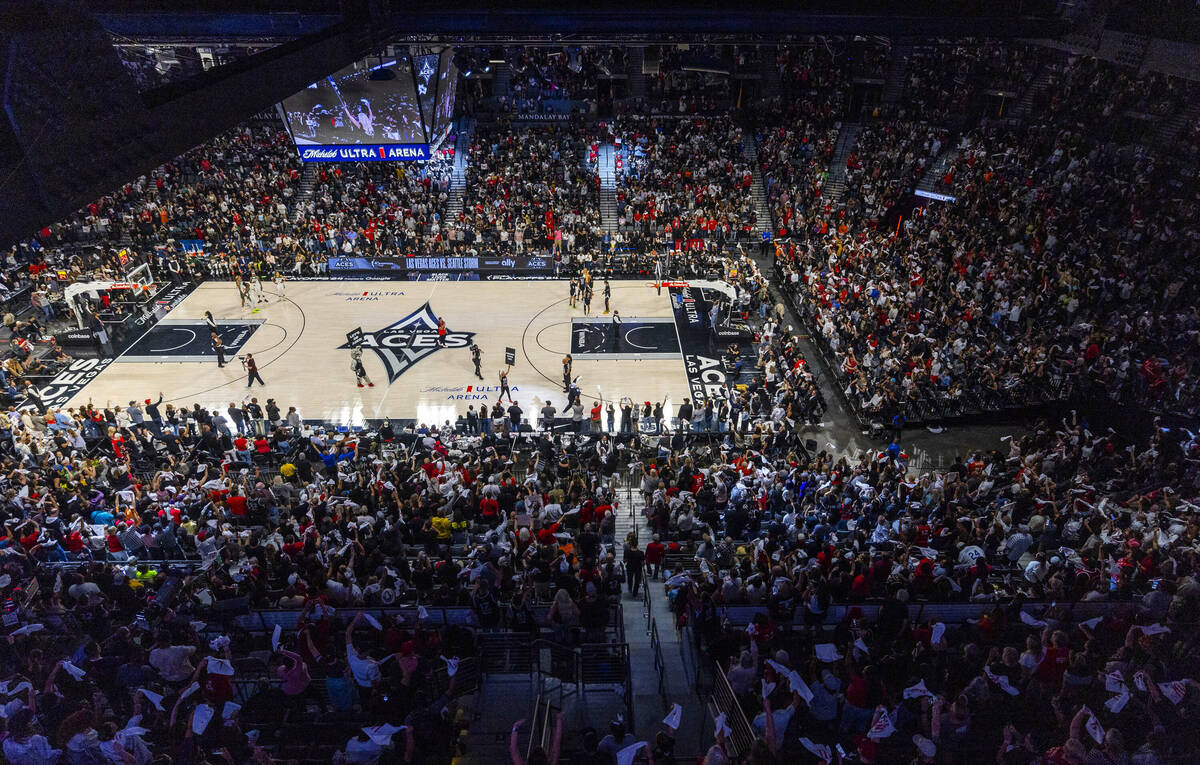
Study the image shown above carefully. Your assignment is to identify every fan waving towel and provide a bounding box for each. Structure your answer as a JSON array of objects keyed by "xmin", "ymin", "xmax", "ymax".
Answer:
[{"xmin": 662, "ymin": 703, "xmax": 682, "ymax": 730}]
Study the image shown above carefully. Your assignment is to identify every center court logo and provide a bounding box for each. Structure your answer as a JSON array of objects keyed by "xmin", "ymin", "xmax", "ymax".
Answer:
[{"xmin": 338, "ymin": 302, "xmax": 474, "ymax": 383}]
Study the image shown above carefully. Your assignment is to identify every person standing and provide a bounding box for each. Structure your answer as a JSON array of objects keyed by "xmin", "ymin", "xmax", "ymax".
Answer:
[
  {"xmin": 603, "ymin": 279, "xmax": 611, "ymax": 314},
  {"xmin": 234, "ymin": 274, "xmax": 248, "ymax": 308},
  {"xmin": 471, "ymin": 343, "xmax": 484, "ymax": 380},
  {"xmin": 204, "ymin": 311, "xmax": 218, "ymax": 335},
  {"xmin": 351, "ymin": 347, "xmax": 374, "ymax": 388},
  {"xmin": 274, "ymin": 271, "xmax": 286, "ymax": 301},
  {"xmin": 213, "ymin": 334, "xmax": 227, "ymax": 368},
  {"xmin": 654, "ymin": 254, "xmax": 664, "ymax": 295},
  {"xmin": 561, "ymin": 354, "xmax": 573, "ymax": 394},
  {"xmin": 611, "ymin": 310, "xmax": 622, "ymax": 352},
  {"xmin": 569, "ymin": 278, "xmax": 578, "ymax": 309},
  {"xmin": 619, "ymin": 396, "xmax": 633, "ymax": 434},
  {"xmin": 498, "ymin": 365, "xmax": 513, "ymax": 403},
  {"xmin": 436, "ymin": 317, "xmax": 448, "ymax": 348},
  {"xmin": 245, "ymin": 353, "xmax": 265, "ymax": 387},
  {"xmin": 507, "ymin": 400, "xmax": 523, "ymax": 431},
  {"xmin": 479, "ymin": 402, "xmax": 492, "ymax": 436},
  {"xmin": 605, "ymin": 399, "xmax": 615, "ymax": 433},
  {"xmin": 624, "ymin": 539, "xmax": 645, "ymax": 597},
  {"xmin": 582, "ymin": 283, "xmax": 592, "ymax": 315}
]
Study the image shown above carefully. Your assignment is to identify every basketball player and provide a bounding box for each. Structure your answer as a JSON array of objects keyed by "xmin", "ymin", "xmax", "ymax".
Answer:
[
  {"xmin": 470, "ymin": 343, "xmax": 484, "ymax": 380},
  {"xmin": 233, "ymin": 274, "xmax": 248, "ymax": 308},
  {"xmin": 351, "ymin": 347, "xmax": 374, "ymax": 388},
  {"xmin": 561, "ymin": 354, "xmax": 573, "ymax": 393},
  {"xmin": 603, "ymin": 280, "xmax": 611, "ymax": 314},
  {"xmin": 274, "ymin": 271, "xmax": 287, "ymax": 301},
  {"xmin": 255, "ymin": 274, "xmax": 270, "ymax": 305},
  {"xmin": 569, "ymin": 278, "xmax": 578, "ymax": 309},
  {"xmin": 498, "ymin": 365, "xmax": 513, "ymax": 403},
  {"xmin": 204, "ymin": 311, "xmax": 218, "ymax": 334},
  {"xmin": 582, "ymin": 283, "xmax": 592, "ymax": 315},
  {"xmin": 436, "ymin": 317, "xmax": 447, "ymax": 347}
]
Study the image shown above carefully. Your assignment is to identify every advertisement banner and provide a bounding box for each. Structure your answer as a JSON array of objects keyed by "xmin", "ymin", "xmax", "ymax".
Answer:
[
  {"xmin": 299, "ymin": 144, "xmax": 431, "ymax": 162},
  {"xmin": 669, "ymin": 286, "xmax": 730, "ymax": 402}
]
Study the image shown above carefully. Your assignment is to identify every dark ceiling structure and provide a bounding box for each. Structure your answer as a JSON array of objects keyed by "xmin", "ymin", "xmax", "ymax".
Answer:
[{"xmin": 0, "ymin": 0, "xmax": 1063, "ymax": 249}]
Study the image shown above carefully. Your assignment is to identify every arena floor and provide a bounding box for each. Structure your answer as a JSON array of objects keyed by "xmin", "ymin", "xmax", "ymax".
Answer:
[{"xmin": 66, "ymin": 279, "xmax": 695, "ymax": 427}]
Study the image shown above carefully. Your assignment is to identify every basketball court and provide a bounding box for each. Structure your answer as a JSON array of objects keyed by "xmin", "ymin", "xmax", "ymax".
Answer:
[{"xmin": 63, "ymin": 279, "xmax": 726, "ymax": 427}]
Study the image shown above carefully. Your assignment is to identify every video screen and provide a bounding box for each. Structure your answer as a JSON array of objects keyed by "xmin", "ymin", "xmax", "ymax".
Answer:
[
  {"xmin": 412, "ymin": 53, "xmax": 440, "ymax": 140},
  {"xmin": 281, "ymin": 58, "xmax": 426, "ymax": 146},
  {"xmin": 435, "ymin": 50, "xmax": 458, "ymax": 130}
]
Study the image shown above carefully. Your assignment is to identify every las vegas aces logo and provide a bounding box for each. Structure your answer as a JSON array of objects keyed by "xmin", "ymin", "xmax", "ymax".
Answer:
[{"xmin": 338, "ymin": 302, "xmax": 474, "ymax": 383}]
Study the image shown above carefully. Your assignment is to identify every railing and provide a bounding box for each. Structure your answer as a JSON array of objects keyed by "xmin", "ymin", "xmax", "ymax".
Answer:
[
  {"xmin": 707, "ymin": 662, "xmax": 756, "ymax": 760},
  {"xmin": 531, "ymin": 638, "xmax": 635, "ymax": 730},
  {"xmin": 712, "ymin": 599, "xmax": 1134, "ymax": 630},
  {"xmin": 650, "ymin": 617, "xmax": 667, "ymax": 701},
  {"xmin": 642, "ymin": 576, "xmax": 653, "ymax": 633}
]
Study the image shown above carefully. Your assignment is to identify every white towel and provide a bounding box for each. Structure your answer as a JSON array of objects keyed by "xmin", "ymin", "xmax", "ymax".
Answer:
[
  {"xmin": 814, "ymin": 643, "xmax": 842, "ymax": 663},
  {"xmin": 1105, "ymin": 691, "xmax": 1131, "ymax": 714},
  {"xmin": 931, "ymin": 622, "xmax": 946, "ymax": 645},
  {"xmin": 662, "ymin": 703, "xmax": 682, "ymax": 730},
  {"xmin": 1140, "ymin": 623, "xmax": 1170, "ymax": 636},
  {"xmin": 867, "ymin": 707, "xmax": 895, "ymax": 739},
  {"xmin": 799, "ymin": 737, "xmax": 832, "ymax": 762},
  {"xmin": 903, "ymin": 680, "xmax": 934, "ymax": 699},
  {"xmin": 615, "ymin": 741, "xmax": 648, "ymax": 765},
  {"xmin": 222, "ymin": 702, "xmax": 241, "ymax": 720},
  {"xmin": 761, "ymin": 680, "xmax": 776, "ymax": 698},
  {"xmin": 192, "ymin": 704, "xmax": 214, "ymax": 736},
  {"xmin": 1085, "ymin": 711, "xmax": 1105, "ymax": 745},
  {"xmin": 61, "ymin": 661, "xmax": 87, "ymax": 680},
  {"xmin": 1019, "ymin": 611, "xmax": 1048, "ymax": 628},
  {"xmin": 1158, "ymin": 681, "xmax": 1187, "ymax": 705},
  {"xmin": 442, "ymin": 656, "xmax": 460, "ymax": 677},
  {"xmin": 271, "ymin": 624, "xmax": 282, "ymax": 652},
  {"xmin": 1104, "ymin": 673, "xmax": 1127, "ymax": 693},
  {"xmin": 787, "ymin": 671, "xmax": 814, "ymax": 704},
  {"xmin": 362, "ymin": 613, "xmax": 383, "ymax": 631},
  {"xmin": 180, "ymin": 682, "xmax": 201, "ymax": 701},
  {"xmin": 11, "ymin": 624, "xmax": 44, "ymax": 637},
  {"xmin": 362, "ymin": 723, "xmax": 405, "ymax": 747},
  {"xmin": 137, "ymin": 689, "xmax": 165, "ymax": 711},
  {"xmin": 984, "ymin": 667, "xmax": 1020, "ymax": 696},
  {"xmin": 206, "ymin": 658, "xmax": 235, "ymax": 677},
  {"xmin": 1080, "ymin": 616, "xmax": 1104, "ymax": 630},
  {"xmin": 713, "ymin": 711, "xmax": 731, "ymax": 738}
]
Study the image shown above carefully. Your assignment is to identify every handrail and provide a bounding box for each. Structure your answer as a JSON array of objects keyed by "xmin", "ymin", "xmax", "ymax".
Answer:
[
  {"xmin": 709, "ymin": 661, "xmax": 756, "ymax": 759},
  {"xmin": 650, "ymin": 617, "xmax": 667, "ymax": 701}
]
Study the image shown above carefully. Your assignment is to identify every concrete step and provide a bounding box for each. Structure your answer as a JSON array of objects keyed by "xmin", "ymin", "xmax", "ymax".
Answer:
[
  {"xmin": 882, "ymin": 41, "xmax": 911, "ymax": 105},
  {"xmin": 822, "ymin": 122, "xmax": 861, "ymax": 203}
]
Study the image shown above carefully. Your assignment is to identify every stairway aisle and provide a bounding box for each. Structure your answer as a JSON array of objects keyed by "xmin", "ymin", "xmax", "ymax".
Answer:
[
  {"xmin": 822, "ymin": 122, "xmax": 861, "ymax": 204},
  {"xmin": 613, "ymin": 484, "xmax": 706, "ymax": 746},
  {"xmin": 492, "ymin": 63, "xmax": 512, "ymax": 98},
  {"xmin": 598, "ymin": 142, "xmax": 619, "ymax": 234},
  {"xmin": 445, "ymin": 120, "xmax": 473, "ymax": 221},
  {"xmin": 882, "ymin": 40, "xmax": 911, "ymax": 105},
  {"xmin": 740, "ymin": 138, "xmax": 773, "ymax": 236},
  {"xmin": 628, "ymin": 47, "xmax": 646, "ymax": 100},
  {"xmin": 915, "ymin": 140, "xmax": 960, "ymax": 197},
  {"xmin": 759, "ymin": 46, "xmax": 781, "ymax": 101}
]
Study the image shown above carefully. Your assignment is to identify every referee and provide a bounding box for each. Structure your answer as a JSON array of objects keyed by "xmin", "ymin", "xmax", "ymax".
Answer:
[{"xmin": 611, "ymin": 310, "xmax": 622, "ymax": 352}]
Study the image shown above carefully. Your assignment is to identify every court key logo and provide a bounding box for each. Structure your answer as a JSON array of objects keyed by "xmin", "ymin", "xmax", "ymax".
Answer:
[{"xmin": 340, "ymin": 302, "xmax": 474, "ymax": 383}]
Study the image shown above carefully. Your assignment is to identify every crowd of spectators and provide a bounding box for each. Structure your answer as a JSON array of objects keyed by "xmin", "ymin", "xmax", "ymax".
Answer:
[
  {"xmin": 667, "ymin": 419, "xmax": 1200, "ymax": 764},
  {"xmin": 460, "ymin": 124, "xmax": 602, "ymax": 253},
  {"xmin": 613, "ymin": 117, "xmax": 759, "ymax": 244}
]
